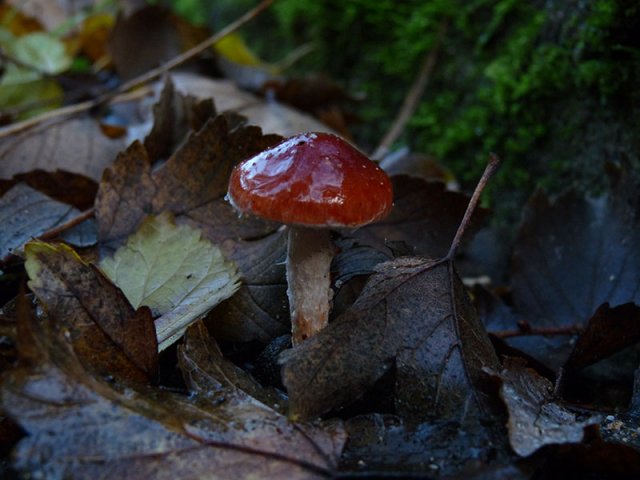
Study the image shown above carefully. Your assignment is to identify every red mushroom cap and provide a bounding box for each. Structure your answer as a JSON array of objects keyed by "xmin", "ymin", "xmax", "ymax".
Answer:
[{"xmin": 227, "ymin": 132, "xmax": 393, "ymax": 228}]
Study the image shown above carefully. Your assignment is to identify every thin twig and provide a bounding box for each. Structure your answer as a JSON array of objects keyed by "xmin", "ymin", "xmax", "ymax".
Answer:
[
  {"xmin": 446, "ymin": 153, "xmax": 500, "ymax": 260},
  {"xmin": 0, "ymin": 0, "xmax": 274, "ymax": 139},
  {"xmin": 114, "ymin": 0, "xmax": 273, "ymax": 94},
  {"xmin": 491, "ymin": 324, "xmax": 583, "ymax": 339},
  {"xmin": 0, "ymin": 87, "xmax": 153, "ymax": 138},
  {"xmin": 38, "ymin": 208, "xmax": 95, "ymax": 241},
  {"xmin": 371, "ymin": 20, "xmax": 448, "ymax": 161}
]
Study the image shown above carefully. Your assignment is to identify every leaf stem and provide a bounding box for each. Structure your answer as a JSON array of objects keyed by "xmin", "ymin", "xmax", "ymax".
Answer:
[{"xmin": 446, "ymin": 153, "xmax": 500, "ymax": 260}]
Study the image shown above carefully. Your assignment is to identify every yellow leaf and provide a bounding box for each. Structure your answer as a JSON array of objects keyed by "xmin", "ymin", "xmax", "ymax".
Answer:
[{"xmin": 100, "ymin": 212, "xmax": 241, "ymax": 350}]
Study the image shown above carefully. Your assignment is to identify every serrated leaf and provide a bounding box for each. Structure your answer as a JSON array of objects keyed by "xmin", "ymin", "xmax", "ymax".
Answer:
[
  {"xmin": 24, "ymin": 240, "xmax": 157, "ymax": 383},
  {"xmin": 100, "ymin": 212, "xmax": 241, "ymax": 350}
]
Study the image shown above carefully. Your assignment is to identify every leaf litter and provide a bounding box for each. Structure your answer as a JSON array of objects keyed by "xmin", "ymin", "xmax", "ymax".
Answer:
[
  {"xmin": 1, "ymin": 296, "xmax": 344, "ymax": 479},
  {"xmin": 2, "ymin": 14, "xmax": 640, "ymax": 475},
  {"xmin": 100, "ymin": 212, "xmax": 241, "ymax": 350}
]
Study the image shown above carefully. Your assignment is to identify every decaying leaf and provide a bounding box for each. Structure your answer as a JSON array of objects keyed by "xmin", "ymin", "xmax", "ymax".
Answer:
[
  {"xmin": 280, "ymin": 256, "xmax": 501, "ymax": 423},
  {"xmin": 170, "ymin": 72, "xmax": 339, "ymax": 137},
  {"xmin": 100, "ymin": 212, "xmax": 241, "ymax": 350},
  {"xmin": 95, "ymin": 115, "xmax": 282, "ymax": 251},
  {"xmin": 209, "ymin": 231, "xmax": 289, "ymax": 343},
  {"xmin": 494, "ymin": 358, "xmax": 599, "ymax": 457},
  {"xmin": 1, "ymin": 297, "xmax": 345, "ymax": 479},
  {"xmin": 0, "ymin": 183, "xmax": 78, "ymax": 259},
  {"xmin": 354, "ymin": 176, "xmax": 487, "ymax": 257},
  {"xmin": 108, "ymin": 6, "xmax": 181, "ymax": 81},
  {"xmin": 564, "ymin": 303, "xmax": 640, "ymax": 372},
  {"xmin": 511, "ymin": 178, "xmax": 640, "ymax": 369},
  {"xmin": 24, "ymin": 240, "xmax": 157, "ymax": 383},
  {"xmin": 178, "ymin": 321, "xmax": 285, "ymax": 410},
  {"xmin": 0, "ymin": 169, "xmax": 98, "ymax": 210},
  {"xmin": 342, "ymin": 413, "xmax": 506, "ymax": 477},
  {"xmin": 0, "ymin": 116, "xmax": 127, "ymax": 181},
  {"xmin": 143, "ymin": 76, "xmax": 216, "ymax": 161}
]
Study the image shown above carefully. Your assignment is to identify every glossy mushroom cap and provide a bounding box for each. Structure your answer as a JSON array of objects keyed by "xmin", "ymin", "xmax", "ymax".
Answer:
[{"xmin": 227, "ymin": 132, "xmax": 393, "ymax": 228}]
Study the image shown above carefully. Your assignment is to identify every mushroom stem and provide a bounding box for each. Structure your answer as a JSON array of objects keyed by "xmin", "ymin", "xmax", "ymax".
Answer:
[{"xmin": 286, "ymin": 226, "xmax": 334, "ymax": 345}]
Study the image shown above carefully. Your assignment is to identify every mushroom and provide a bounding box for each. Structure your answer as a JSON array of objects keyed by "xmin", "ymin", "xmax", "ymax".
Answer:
[{"xmin": 227, "ymin": 132, "xmax": 393, "ymax": 344}]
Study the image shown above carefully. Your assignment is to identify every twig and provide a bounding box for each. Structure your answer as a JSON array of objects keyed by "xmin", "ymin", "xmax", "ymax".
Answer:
[
  {"xmin": 0, "ymin": 87, "xmax": 153, "ymax": 138},
  {"xmin": 491, "ymin": 324, "xmax": 583, "ymax": 339},
  {"xmin": 446, "ymin": 153, "xmax": 500, "ymax": 259},
  {"xmin": 114, "ymin": 0, "xmax": 273, "ymax": 93},
  {"xmin": 371, "ymin": 20, "xmax": 448, "ymax": 161},
  {"xmin": 38, "ymin": 208, "xmax": 95, "ymax": 241},
  {"xmin": 0, "ymin": 0, "xmax": 274, "ymax": 139}
]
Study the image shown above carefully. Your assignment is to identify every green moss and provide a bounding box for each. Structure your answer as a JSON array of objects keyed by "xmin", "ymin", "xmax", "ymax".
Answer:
[{"xmin": 163, "ymin": 0, "xmax": 639, "ymax": 219}]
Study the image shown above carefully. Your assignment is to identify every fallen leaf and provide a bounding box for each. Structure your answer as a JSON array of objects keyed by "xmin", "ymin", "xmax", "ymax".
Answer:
[
  {"xmin": 209, "ymin": 231, "xmax": 289, "ymax": 343},
  {"xmin": 7, "ymin": 31, "xmax": 71, "ymax": 75},
  {"xmin": 214, "ymin": 33, "xmax": 277, "ymax": 91},
  {"xmin": 108, "ymin": 6, "xmax": 181, "ymax": 80},
  {"xmin": 5, "ymin": 0, "xmax": 76, "ymax": 31},
  {"xmin": 342, "ymin": 413, "xmax": 507, "ymax": 477},
  {"xmin": 170, "ymin": 72, "xmax": 339, "ymax": 137},
  {"xmin": 354, "ymin": 176, "xmax": 487, "ymax": 257},
  {"xmin": 263, "ymin": 74, "xmax": 356, "ymax": 119},
  {"xmin": 178, "ymin": 321, "xmax": 285, "ymax": 410},
  {"xmin": 78, "ymin": 12, "xmax": 114, "ymax": 63},
  {"xmin": 24, "ymin": 240, "xmax": 157, "ymax": 382},
  {"xmin": 494, "ymin": 358, "xmax": 599, "ymax": 457},
  {"xmin": 0, "ymin": 183, "xmax": 78, "ymax": 259},
  {"xmin": 0, "ymin": 169, "xmax": 97, "ymax": 210},
  {"xmin": 100, "ymin": 212, "xmax": 241, "ymax": 350},
  {"xmin": 511, "ymin": 176, "xmax": 640, "ymax": 369},
  {"xmin": 95, "ymin": 115, "xmax": 282, "ymax": 252},
  {"xmin": 0, "ymin": 116, "xmax": 127, "ymax": 180},
  {"xmin": 280, "ymin": 256, "xmax": 501, "ymax": 423},
  {"xmin": 564, "ymin": 303, "xmax": 640, "ymax": 372},
  {"xmin": 1, "ymin": 299, "xmax": 344, "ymax": 479},
  {"xmin": 143, "ymin": 76, "xmax": 216, "ymax": 161}
]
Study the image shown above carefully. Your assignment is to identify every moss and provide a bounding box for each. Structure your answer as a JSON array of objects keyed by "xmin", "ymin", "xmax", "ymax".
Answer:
[{"xmin": 165, "ymin": 0, "xmax": 639, "ymax": 219}]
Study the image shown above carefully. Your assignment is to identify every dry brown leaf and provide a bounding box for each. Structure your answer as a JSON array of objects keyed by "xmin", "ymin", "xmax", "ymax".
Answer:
[
  {"xmin": 95, "ymin": 114, "xmax": 282, "ymax": 252},
  {"xmin": 0, "ymin": 116, "xmax": 127, "ymax": 181}
]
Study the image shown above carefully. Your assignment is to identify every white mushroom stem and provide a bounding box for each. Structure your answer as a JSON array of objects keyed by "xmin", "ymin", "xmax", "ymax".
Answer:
[{"xmin": 286, "ymin": 227, "xmax": 334, "ymax": 345}]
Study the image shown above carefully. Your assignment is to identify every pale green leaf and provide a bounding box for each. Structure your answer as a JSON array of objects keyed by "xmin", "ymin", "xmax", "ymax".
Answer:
[
  {"xmin": 100, "ymin": 212, "xmax": 241, "ymax": 351},
  {"xmin": 9, "ymin": 32, "xmax": 72, "ymax": 75}
]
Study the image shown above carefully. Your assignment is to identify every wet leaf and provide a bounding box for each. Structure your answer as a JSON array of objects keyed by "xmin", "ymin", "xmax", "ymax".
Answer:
[
  {"xmin": 354, "ymin": 176, "xmax": 487, "ymax": 257},
  {"xmin": 565, "ymin": 303, "xmax": 640, "ymax": 372},
  {"xmin": 95, "ymin": 115, "xmax": 282, "ymax": 252},
  {"xmin": 1, "ymin": 303, "xmax": 344, "ymax": 479},
  {"xmin": 511, "ymin": 178, "xmax": 640, "ymax": 369},
  {"xmin": 100, "ymin": 212, "xmax": 241, "ymax": 350},
  {"xmin": 494, "ymin": 358, "xmax": 599, "ymax": 457},
  {"xmin": 0, "ymin": 169, "xmax": 98, "ymax": 210},
  {"xmin": 144, "ymin": 77, "xmax": 216, "ymax": 161},
  {"xmin": 342, "ymin": 414, "xmax": 506, "ymax": 477},
  {"xmin": 209, "ymin": 231, "xmax": 289, "ymax": 343},
  {"xmin": 24, "ymin": 240, "xmax": 157, "ymax": 382},
  {"xmin": 0, "ymin": 183, "xmax": 78, "ymax": 259},
  {"xmin": 280, "ymin": 256, "xmax": 501, "ymax": 423},
  {"xmin": 179, "ymin": 321, "xmax": 285, "ymax": 410}
]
